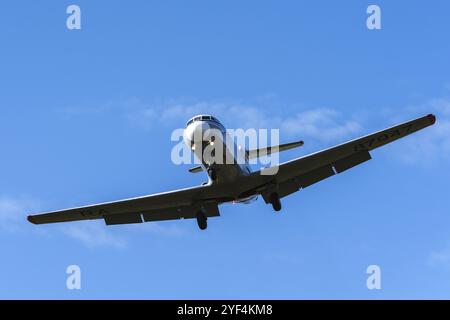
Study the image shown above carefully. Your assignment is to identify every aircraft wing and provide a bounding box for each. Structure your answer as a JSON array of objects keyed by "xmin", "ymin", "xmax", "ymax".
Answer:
[
  {"xmin": 259, "ymin": 114, "xmax": 436, "ymax": 201},
  {"xmin": 27, "ymin": 113, "xmax": 436, "ymax": 226},
  {"xmin": 27, "ymin": 184, "xmax": 221, "ymax": 225}
]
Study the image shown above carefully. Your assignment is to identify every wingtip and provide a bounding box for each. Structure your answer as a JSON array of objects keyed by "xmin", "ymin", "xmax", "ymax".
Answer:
[
  {"xmin": 27, "ymin": 215, "xmax": 37, "ymax": 224},
  {"xmin": 427, "ymin": 113, "xmax": 436, "ymax": 125}
]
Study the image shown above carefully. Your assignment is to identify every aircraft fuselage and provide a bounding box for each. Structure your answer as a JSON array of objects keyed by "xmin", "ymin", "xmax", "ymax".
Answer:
[{"xmin": 183, "ymin": 114, "xmax": 257, "ymax": 204}]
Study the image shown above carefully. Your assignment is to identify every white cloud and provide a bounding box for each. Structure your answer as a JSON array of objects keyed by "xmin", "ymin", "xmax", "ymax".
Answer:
[
  {"xmin": 58, "ymin": 95, "xmax": 368, "ymax": 146},
  {"xmin": 0, "ymin": 195, "xmax": 38, "ymax": 232},
  {"xmin": 387, "ymin": 96, "xmax": 450, "ymax": 165},
  {"xmin": 59, "ymin": 93, "xmax": 450, "ymax": 157},
  {"xmin": 126, "ymin": 95, "xmax": 450, "ymax": 165},
  {"xmin": 0, "ymin": 195, "xmax": 123, "ymax": 248},
  {"xmin": 56, "ymin": 92, "xmax": 450, "ymax": 170},
  {"xmin": 60, "ymin": 219, "xmax": 187, "ymax": 249},
  {"xmin": 428, "ymin": 98, "xmax": 450, "ymax": 115},
  {"xmin": 280, "ymin": 108, "xmax": 362, "ymax": 143},
  {"xmin": 123, "ymin": 98, "xmax": 363, "ymax": 144},
  {"xmin": 128, "ymin": 221, "xmax": 186, "ymax": 237},
  {"xmin": 62, "ymin": 222, "xmax": 127, "ymax": 250},
  {"xmin": 0, "ymin": 194, "xmax": 185, "ymax": 248},
  {"xmin": 56, "ymin": 91, "xmax": 450, "ymax": 171}
]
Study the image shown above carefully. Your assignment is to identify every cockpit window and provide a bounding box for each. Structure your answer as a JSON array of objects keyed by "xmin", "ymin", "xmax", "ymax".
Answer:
[{"xmin": 186, "ymin": 115, "xmax": 221, "ymax": 127}]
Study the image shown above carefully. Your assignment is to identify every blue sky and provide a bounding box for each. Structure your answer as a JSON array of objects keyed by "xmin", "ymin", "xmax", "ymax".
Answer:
[{"xmin": 1, "ymin": 1, "xmax": 450, "ymax": 299}]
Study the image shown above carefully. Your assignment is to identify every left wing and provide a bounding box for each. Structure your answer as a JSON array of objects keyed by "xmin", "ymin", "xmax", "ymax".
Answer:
[
  {"xmin": 259, "ymin": 113, "xmax": 436, "ymax": 201},
  {"xmin": 27, "ymin": 184, "xmax": 222, "ymax": 225}
]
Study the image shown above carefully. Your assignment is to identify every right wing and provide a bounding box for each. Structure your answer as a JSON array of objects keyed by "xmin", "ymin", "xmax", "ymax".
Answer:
[
  {"xmin": 259, "ymin": 114, "xmax": 436, "ymax": 200},
  {"xmin": 27, "ymin": 184, "xmax": 222, "ymax": 225}
]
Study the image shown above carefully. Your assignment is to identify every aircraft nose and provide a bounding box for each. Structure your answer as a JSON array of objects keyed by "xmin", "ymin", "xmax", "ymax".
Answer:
[{"xmin": 184, "ymin": 121, "xmax": 211, "ymax": 147}]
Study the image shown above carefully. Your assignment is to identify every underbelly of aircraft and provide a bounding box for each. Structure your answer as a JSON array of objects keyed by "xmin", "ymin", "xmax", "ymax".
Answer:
[{"xmin": 232, "ymin": 195, "xmax": 258, "ymax": 204}]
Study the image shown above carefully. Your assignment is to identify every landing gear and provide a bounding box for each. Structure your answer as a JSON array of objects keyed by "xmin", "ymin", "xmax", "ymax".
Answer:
[
  {"xmin": 269, "ymin": 193, "xmax": 282, "ymax": 212},
  {"xmin": 196, "ymin": 210, "xmax": 207, "ymax": 230},
  {"xmin": 208, "ymin": 168, "xmax": 217, "ymax": 181}
]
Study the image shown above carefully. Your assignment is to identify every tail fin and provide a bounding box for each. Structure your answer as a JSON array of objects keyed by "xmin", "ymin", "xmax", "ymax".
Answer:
[{"xmin": 246, "ymin": 140, "xmax": 304, "ymax": 160}]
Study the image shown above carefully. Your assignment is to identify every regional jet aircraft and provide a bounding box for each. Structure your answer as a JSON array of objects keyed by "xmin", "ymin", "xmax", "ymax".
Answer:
[{"xmin": 27, "ymin": 113, "xmax": 436, "ymax": 230}]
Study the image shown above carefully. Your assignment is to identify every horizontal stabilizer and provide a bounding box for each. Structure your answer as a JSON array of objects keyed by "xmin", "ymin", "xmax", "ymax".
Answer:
[
  {"xmin": 188, "ymin": 165, "xmax": 203, "ymax": 173},
  {"xmin": 247, "ymin": 140, "xmax": 304, "ymax": 160}
]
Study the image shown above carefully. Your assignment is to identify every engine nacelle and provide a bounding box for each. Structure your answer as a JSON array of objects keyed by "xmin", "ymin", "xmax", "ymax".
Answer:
[{"xmin": 234, "ymin": 195, "xmax": 258, "ymax": 204}]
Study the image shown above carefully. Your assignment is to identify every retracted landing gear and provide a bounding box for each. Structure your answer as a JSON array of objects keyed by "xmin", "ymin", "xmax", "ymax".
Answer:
[
  {"xmin": 269, "ymin": 193, "xmax": 282, "ymax": 212},
  {"xmin": 196, "ymin": 210, "xmax": 207, "ymax": 230}
]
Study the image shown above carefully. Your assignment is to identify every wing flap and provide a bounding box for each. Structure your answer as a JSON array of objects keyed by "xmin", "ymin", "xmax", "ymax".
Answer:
[
  {"xmin": 298, "ymin": 165, "xmax": 335, "ymax": 188},
  {"xmin": 142, "ymin": 209, "xmax": 181, "ymax": 222},
  {"xmin": 142, "ymin": 201, "xmax": 220, "ymax": 222},
  {"xmin": 104, "ymin": 213, "xmax": 143, "ymax": 225},
  {"xmin": 264, "ymin": 152, "xmax": 372, "ymax": 201}
]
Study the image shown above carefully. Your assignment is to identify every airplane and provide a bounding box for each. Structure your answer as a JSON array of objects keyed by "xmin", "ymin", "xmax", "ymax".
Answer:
[{"xmin": 27, "ymin": 113, "xmax": 436, "ymax": 230}]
